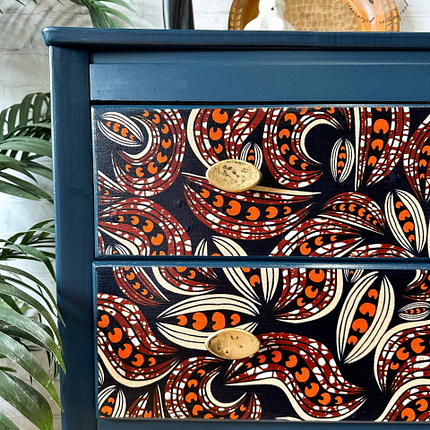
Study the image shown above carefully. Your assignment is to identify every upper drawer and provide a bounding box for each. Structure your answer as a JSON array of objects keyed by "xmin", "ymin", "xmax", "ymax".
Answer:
[
  {"xmin": 93, "ymin": 105, "xmax": 430, "ymax": 259},
  {"xmin": 89, "ymin": 50, "xmax": 430, "ymax": 103}
]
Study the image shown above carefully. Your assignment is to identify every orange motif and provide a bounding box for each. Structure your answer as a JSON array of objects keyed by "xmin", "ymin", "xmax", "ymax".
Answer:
[
  {"xmin": 284, "ymin": 113, "xmax": 298, "ymax": 124},
  {"xmin": 107, "ymin": 327, "xmax": 123, "ymax": 343},
  {"xmin": 295, "ymin": 367, "xmax": 310, "ymax": 383},
  {"xmin": 359, "ymin": 303, "xmax": 376, "ymax": 317},
  {"xmin": 231, "ymin": 314, "xmax": 241, "ymax": 326},
  {"xmin": 304, "ymin": 383, "xmax": 319, "ymax": 397},
  {"xmin": 211, "ymin": 312, "xmax": 226, "ymax": 330},
  {"xmin": 246, "ymin": 206, "xmax": 260, "ymax": 221},
  {"xmin": 118, "ymin": 344, "xmax": 133, "ymax": 359},
  {"xmin": 177, "ymin": 315, "xmax": 187, "ymax": 326},
  {"xmin": 396, "ymin": 347, "xmax": 410, "ymax": 361},
  {"xmin": 226, "ymin": 200, "xmax": 241, "ymax": 216},
  {"xmin": 271, "ymin": 350, "xmax": 282, "ymax": 363},
  {"xmin": 143, "ymin": 220, "xmax": 154, "ymax": 233},
  {"xmin": 212, "ymin": 108, "xmax": 229, "ymax": 124},
  {"xmin": 98, "ymin": 314, "xmax": 110, "ymax": 328},
  {"xmin": 411, "ymin": 338, "xmax": 426, "ymax": 354},
  {"xmin": 192, "ymin": 312, "xmax": 208, "ymax": 331},
  {"xmin": 373, "ymin": 119, "xmax": 389, "ymax": 134},
  {"xmin": 151, "ymin": 234, "xmax": 164, "ymax": 246},
  {"xmin": 132, "ymin": 354, "xmax": 145, "ymax": 367},
  {"xmin": 209, "ymin": 127, "xmax": 223, "ymax": 141},
  {"xmin": 161, "ymin": 123, "xmax": 169, "ymax": 134},
  {"xmin": 401, "ymin": 408, "xmax": 416, "ymax": 421},
  {"xmin": 279, "ymin": 129, "xmax": 291, "ymax": 139},
  {"xmin": 265, "ymin": 206, "xmax": 278, "ymax": 219},
  {"xmin": 285, "ymin": 355, "xmax": 298, "ymax": 368},
  {"xmin": 309, "ymin": 269, "xmax": 325, "ymax": 283},
  {"xmin": 352, "ymin": 319, "xmax": 369, "ymax": 333}
]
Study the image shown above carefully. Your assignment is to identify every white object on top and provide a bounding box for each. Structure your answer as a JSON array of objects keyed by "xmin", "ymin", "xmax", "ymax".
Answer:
[{"xmin": 244, "ymin": 0, "xmax": 294, "ymax": 31}]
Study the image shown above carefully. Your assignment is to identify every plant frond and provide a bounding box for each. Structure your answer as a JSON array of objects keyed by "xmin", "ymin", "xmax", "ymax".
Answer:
[
  {"xmin": 0, "ymin": 306, "xmax": 64, "ymax": 369},
  {"xmin": 0, "ymin": 264, "xmax": 59, "ymax": 319},
  {"xmin": 0, "ymin": 283, "xmax": 61, "ymax": 345},
  {"xmin": 0, "ymin": 332, "xmax": 61, "ymax": 408},
  {"xmin": 0, "ymin": 93, "xmax": 50, "ymax": 142},
  {"xmin": 0, "ymin": 410, "xmax": 20, "ymax": 430},
  {"xmin": 69, "ymin": 0, "xmax": 135, "ymax": 27},
  {"xmin": 0, "ymin": 92, "xmax": 59, "ymax": 430},
  {"xmin": 0, "ymin": 370, "xmax": 53, "ymax": 430},
  {"xmin": 0, "ymin": 220, "xmax": 56, "ymax": 276}
]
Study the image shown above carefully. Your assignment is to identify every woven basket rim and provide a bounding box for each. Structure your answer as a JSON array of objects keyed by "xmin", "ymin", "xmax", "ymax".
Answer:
[{"xmin": 228, "ymin": 0, "xmax": 400, "ymax": 32}]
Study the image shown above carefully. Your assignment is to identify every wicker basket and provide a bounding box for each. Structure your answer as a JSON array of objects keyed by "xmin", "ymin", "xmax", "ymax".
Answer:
[{"xmin": 228, "ymin": 0, "xmax": 400, "ymax": 32}]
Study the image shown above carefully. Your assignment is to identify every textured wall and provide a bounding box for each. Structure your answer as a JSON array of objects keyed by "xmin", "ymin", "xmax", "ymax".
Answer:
[{"xmin": 0, "ymin": 0, "xmax": 428, "ymax": 428}]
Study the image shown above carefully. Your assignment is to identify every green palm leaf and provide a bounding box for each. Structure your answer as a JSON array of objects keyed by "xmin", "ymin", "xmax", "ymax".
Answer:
[
  {"xmin": 69, "ymin": 0, "xmax": 135, "ymax": 27},
  {"xmin": 0, "ymin": 93, "xmax": 50, "ymax": 141},
  {"xmin": 0, "ymin": 264, "xmax": 59, "ymax": 319},
  {"xmin": 3, "ymin": 0, "xmax": 135, "ymax": 27},
  {"xmin": 0, "ymin": 220, "xmax": 56, "ymax": 277},
  {"xmin": 0, "ymin": 332, "xmax": 61, "ymax": 408},
  {"xmin": 0, "ymin": 93, "xmax": 52, "ymax": 202},
  {"xmin": 0, "ymin": 371, "xmax": 53, "ymax": 430},
  {"xmin": 0, "ymin": 306, "xmax": 64, "ymax": 369},
  {"xmin": 0, "ymin": 137, "xmax": 52, "ymax": 157},
  {"xmin": 0, "ymin": 172, "xmax": 52, "ymax": 202},
  {"xmin": 0, "ymin": 410, "xmax": 20, "ymax": 430},
  {"xmin": 2, "ymin": 243, "xmax": 55, "ymax": 277},
  {"xmin": 0, "ymin": 283, "xmax": 61, "ymax": 345}
]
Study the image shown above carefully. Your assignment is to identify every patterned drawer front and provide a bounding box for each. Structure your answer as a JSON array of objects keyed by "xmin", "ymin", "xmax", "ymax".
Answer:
[
  {"xmin": 96, "ymin": 264, "xmax": 430, "ymax": 422},
  {"xmin": 94, "ymin": 106, "xmax": 430, "ymax": 259}
]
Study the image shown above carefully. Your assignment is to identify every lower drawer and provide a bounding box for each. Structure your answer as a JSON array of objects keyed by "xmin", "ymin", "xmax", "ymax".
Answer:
[{"xmin": 95, "ymin": 263, "xmax": 430, "ymax": 423}]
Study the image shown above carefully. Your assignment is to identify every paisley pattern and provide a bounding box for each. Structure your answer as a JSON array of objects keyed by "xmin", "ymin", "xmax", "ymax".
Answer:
[
  {"xmin": 225, "ymin": 332, "xmax": 366, "ymax": 421},
  {"xmin": 96, "ymin": 266, "xmax": 430, "ymax": 421},
  {"xmin": 94, "ymin": 105, "xmax": 430, "ymax": 422},
  {"xmin": 165, "ymin": 357, "xmax": 262, "ymax": 419},
  {"xmin": 94, "ymin": 106, "xmax": 430, "ymax": 258}
]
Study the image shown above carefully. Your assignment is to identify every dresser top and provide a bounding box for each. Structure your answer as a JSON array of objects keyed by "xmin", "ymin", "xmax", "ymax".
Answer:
[{"xmin": 42, "ymin": 27, "xmax": 430, "ymax": 51}]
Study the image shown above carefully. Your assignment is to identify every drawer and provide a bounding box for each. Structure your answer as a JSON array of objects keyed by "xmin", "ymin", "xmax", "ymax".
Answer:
[
  {"xmin": 89, "ymin": 50, "xmax": 430, "ymax": 104},
  {"xmin": 95, "ymin": 263, "xmax": 430, "ymax": 422},
  {"xmin": 94, "ymin": 105, "xmax": 430, "ymax": 259}
]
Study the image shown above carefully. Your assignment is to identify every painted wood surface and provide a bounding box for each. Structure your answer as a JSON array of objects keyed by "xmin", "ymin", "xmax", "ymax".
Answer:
[
  {"xmin": 50, "ymin": 46, "xmax": 97, "ymax": 429},
  {"xmin": 41, "ymin": 27, "xmax": 430, "ymax": 50},
  {"xmin": 43, "ymin": 28, "xmax": 430, "ymax": 429},
  {"xmin": 89, "ymin": 54, "xmax": 430, "ymax": 103}
]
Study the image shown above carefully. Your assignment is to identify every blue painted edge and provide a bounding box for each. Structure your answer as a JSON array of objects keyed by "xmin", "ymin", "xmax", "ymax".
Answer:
[
  {"xmin": 50, "ymin": 46, "xmax": 97, "ymax": 430},
  {"xmin": 92, "ymin": 267, "xmax": 101, "ymax": 422},
  {"xmin": 42, "ymin": 27, "xmax": 430, "ymax": 51},
  {"xmin": 97, "ymin": 419, "xmax": 426, "ymax": 430},
  {"xmin": 92, "ymin": 259, "xmax": 430, "ymax": 270}
]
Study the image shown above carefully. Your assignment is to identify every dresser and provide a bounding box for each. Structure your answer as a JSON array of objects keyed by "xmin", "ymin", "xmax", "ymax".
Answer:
[{"xmin": 43, "ymin": 28, "xmax": 430, "ymax": 429}]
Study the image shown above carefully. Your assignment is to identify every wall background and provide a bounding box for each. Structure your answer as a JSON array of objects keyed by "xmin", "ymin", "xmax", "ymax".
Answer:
[{"xmin": 0, "ymin": 0, "xmax": 428, "ymax": 428}]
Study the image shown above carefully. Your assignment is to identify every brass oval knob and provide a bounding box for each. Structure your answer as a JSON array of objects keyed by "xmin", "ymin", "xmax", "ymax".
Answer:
[
  {"xmin": 205, "ymin": 328, "xmax": 260, "ymax": 360},
  {"xmin": 206, "ymin": 159, "xmax": 262, "ymax": 193}
]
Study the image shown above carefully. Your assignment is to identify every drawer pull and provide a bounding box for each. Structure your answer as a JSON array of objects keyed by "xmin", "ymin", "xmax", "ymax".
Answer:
[
  {"xmin": 205, "ymin": 328, "xmax": 260, "ymax": 360},
  {"xmin": 206, "ymin": 159, "xmax": 262, "ymax": 193}
]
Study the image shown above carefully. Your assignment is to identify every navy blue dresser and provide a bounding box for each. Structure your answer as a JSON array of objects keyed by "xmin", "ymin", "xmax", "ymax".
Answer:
[{"xmin": 43, "ymin": 28, "xmax": 430, "ymax": 430}]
